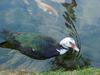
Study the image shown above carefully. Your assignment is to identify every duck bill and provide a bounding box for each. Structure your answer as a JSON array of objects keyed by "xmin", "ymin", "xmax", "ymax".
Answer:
[
  {"xmin": 74, "ymin": 46, "xmax": 79, "ymax": 52},
  {"xmin": 71, "ymin": 44, "xmax": 79, "ymax": 52}
]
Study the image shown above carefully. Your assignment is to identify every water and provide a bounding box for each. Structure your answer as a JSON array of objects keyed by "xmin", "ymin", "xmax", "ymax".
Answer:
[{"xmin": 0, "ymin": 0, "xmax": 100, "ymax": 72}]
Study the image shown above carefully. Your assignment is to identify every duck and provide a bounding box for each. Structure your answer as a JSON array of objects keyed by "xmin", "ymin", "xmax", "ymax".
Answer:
[{"xmin": 0, "ymin": 30, "xmax": 79, "ymax": 60}]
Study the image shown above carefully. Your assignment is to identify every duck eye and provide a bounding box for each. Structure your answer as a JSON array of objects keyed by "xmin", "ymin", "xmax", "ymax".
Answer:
[{"xmin": 69, "ymin": 42, "xmax": 73, "ymax": 45}]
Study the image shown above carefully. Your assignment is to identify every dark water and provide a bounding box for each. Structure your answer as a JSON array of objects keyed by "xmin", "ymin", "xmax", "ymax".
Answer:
[{"xmin": 0, "ymin": 0, "xmax": 100, "ymax": 72}]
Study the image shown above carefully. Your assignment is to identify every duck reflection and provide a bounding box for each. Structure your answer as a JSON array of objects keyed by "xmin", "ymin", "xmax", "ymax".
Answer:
[
  {"xmin": 62, "ymin": 0, "xmax": 77, "ymax": 21},
  {"xmin": 54, "ymin": 0, "xmax": 91, "ymax": 70}
]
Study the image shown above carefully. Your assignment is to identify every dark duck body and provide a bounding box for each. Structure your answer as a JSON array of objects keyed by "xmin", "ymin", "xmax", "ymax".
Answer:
[{"xmin": 0, "ymin": 30, "xmax": 79, "ymax": 60}]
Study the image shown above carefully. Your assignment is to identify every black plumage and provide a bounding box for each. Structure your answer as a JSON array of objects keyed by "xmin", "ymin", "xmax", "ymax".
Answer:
[{"xmin": 0, "ymin": 31, "xmax": 64, "ymax": 60}]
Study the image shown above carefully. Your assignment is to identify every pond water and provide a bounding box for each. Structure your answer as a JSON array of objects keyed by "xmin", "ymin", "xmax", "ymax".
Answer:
[{"xmin": 0, "ymin": 0, "xmax": 100, "ymax": 72}]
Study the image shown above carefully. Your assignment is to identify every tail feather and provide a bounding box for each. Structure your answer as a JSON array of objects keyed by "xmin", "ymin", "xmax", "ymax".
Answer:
[
  {"xmin": 0, "ymin": 41, "xmax": 13, "ymax": 49},
  {"xmin": 0, "ymin": 30, "xmax": 23, "ymax": 50},
  {"xmin": 0, "ymin": 29, "xmax": 14, "ymax": 40},
  {"xmin": 0, "ymin": 38, "xmax": 21, "ymax": 50}
]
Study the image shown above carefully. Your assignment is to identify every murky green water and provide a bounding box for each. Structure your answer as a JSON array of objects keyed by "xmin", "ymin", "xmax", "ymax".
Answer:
[{"xmin": 0, "ymin": 0, "xmax": 100, "ymax": 72}]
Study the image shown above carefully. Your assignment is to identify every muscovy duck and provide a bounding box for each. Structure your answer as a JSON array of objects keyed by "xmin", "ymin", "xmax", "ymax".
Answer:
[{"xmin": 0, "ymin": 30, "xmax": 79, "ymax": 60}]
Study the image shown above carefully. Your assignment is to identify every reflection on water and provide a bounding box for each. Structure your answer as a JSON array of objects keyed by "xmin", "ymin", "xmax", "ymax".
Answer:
[
  {"xmin": 54, "ymin": 50, "xmax": 90, "ymax": 70},
  {"xmin": 54, "ymin": 0, "xmax": 90, "ymax": 70},
  {"xmin": 62, "ymin": 0, "xmax": 77, "ymax": 21},
  {"xmin": 0, "ymin": 0, "xmax": 100, "ymax": 72}
]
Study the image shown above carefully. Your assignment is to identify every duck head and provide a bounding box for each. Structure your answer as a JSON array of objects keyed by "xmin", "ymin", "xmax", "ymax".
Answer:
[{"xmin": 57, "ymin": 37, "xmax": 79, "ymax": 55}]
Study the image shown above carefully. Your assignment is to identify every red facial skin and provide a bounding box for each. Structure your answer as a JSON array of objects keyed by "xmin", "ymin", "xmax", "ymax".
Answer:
[{"xmin": 70, "ymin": 42, "xmax": 76, "ymax": 49}]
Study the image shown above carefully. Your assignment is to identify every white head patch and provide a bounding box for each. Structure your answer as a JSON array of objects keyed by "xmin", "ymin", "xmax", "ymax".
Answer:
[
  {"xmin": 57, "ymin": 37, "xmax": 79, "ymax": 55},
  {"xmin": 60, "ymin": 37, "xmax": 76, "ymax": 48}
]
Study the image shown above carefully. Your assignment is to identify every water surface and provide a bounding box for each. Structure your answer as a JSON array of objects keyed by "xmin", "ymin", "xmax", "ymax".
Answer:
[{"xmin": 0, "ymin": 0, "xmax": 100, "ymax": 72}]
